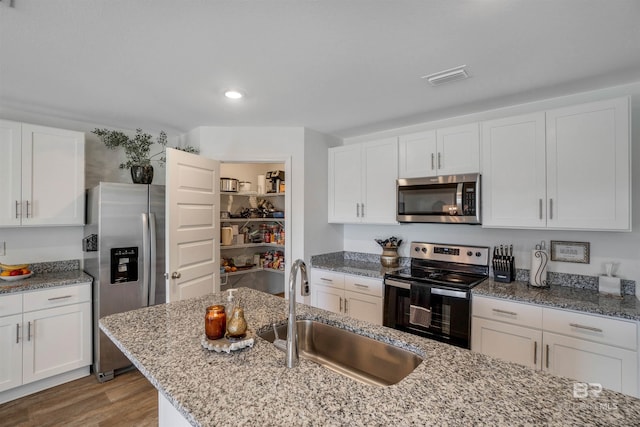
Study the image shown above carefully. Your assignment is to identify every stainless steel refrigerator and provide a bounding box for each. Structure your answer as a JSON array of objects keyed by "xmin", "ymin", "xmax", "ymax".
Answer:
[{"xmin": 83, "ymin": 182, "xmax": 166, "ymax": 382}]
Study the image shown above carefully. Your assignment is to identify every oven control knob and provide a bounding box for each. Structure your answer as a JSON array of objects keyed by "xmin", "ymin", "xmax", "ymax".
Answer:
[
  {"xmin": 475, "ymin": 251, "xmax": 482, "ymax": 257},
  {"xmin": 467, "ymin": 251, "xmax": 473, "ymax": 256},
  {"xmin": 421, "ymin": 247, "xmax": 427, "ymax": 253},
  {"xmin": 414, "ymin": 247, "xmax": 420, "ymax": 252}
]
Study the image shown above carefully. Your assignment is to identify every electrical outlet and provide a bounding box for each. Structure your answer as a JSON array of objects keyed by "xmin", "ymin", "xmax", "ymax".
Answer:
[{"xmin": 0, "ymin": 241, "xmax": 5, "ymax": 256}]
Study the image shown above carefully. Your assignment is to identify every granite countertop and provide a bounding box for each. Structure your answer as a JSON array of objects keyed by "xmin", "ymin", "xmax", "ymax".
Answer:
[
  {"xmin": 0, "ymin": 270, "xmax": 93, "ymax": 294},
  {"xmin": 310, "ymin": 251, "xmax": 405, "ymax": 279},
  {"xmin": 100, "ymin": 287, "xmax": 640, "ymax": 426},
  {"xmin": 474, "ymin": 279, "xmax": 640, "ymax": 321}
]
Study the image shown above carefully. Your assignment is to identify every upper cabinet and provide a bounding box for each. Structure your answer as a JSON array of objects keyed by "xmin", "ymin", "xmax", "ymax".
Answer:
[
  {"xmin": 482, "ymin": 97, "xmax": 630, "ymax": 231},
  {"xmin": 0, "ymin": 120, "xmax": 85, "ymax": 227},
  {"xmin": 398, "ymin": 123, "xmax": 480, "ymax": 178},
  {"xmin": 328, "ymin": 137, "xmax": 398, "ymax": 224}
]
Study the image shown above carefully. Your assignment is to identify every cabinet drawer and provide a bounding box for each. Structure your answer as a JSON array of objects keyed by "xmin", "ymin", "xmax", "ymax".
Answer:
[
  {"xmin": 310, "ymin": 269, "xmax": 344, "ymax": 290},
  {"xmin": 543, "ymin": 307, "xmax": 637, "ymax": 350},
  {"xmin": 344, "ymin": 274, "xmax": 383, "ymax": 298},
  {"xmin": 23, "ymin": 283, "xmax": 91, "ymax": 312},
  {"xmin": 0, "ymin": 293, "xmax": 22, "ymax": 317},
  {"xmin": 472, "ymin": 296, "xmax": 542, "ymax": 329}
]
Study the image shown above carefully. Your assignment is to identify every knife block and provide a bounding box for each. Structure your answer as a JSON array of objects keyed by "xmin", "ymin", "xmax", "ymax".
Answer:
[{"xmin": 493, "ymin": 256, "xmax": 515, "ymax": 283}]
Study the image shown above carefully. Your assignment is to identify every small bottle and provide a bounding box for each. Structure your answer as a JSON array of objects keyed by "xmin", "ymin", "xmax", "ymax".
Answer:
[{"xmin": 204, "ymin": 305, "xmax": 226, "ymax": 340}]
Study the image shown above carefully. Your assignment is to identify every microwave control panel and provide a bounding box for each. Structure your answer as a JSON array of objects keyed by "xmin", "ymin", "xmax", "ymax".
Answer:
[{"xmin": 462, "ymin": 183, "xmax": 476, "ymax": 216}]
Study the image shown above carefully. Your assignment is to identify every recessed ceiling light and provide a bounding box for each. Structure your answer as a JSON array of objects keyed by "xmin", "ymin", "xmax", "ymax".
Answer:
[
  {"xmin": 224, "ymin": 90, "xmax": 244, "ymax": 99},
  {"xmin": 421, "ymin": 65, "xmax": 470, "ymax": 86}
]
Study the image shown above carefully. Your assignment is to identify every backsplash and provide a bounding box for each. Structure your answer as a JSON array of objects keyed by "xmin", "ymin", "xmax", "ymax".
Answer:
[
  {"xmin": 312, "ymin": 251, "xmax": 636, "ymax": 296},
  {"xmin": 29, "ymin": 259, "xmax": 81, "ymax": 274}
]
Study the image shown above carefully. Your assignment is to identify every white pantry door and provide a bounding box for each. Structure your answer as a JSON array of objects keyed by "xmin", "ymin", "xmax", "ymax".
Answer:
[{"xmin": 166, "ymin": 148, "xmax": 220, "ymax": 302}]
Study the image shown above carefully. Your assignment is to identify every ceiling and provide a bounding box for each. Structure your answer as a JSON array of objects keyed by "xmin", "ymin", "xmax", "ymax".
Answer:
[{"xmin": 1, "ymin": 1, "xmax": 639, "ymax": 138}]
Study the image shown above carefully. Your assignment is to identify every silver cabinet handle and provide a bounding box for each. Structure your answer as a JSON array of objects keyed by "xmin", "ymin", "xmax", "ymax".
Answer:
[
  {"xmin": 431, "ymin": 153, "xmax": 435, "ymax": 170},
  {"xmin": 27, "ymin": 321, "xmax": 32, "ymax": 342},
  {"xmin": 546, "ymin": 344, "xmax": 549, "ymax": 369},
  {"xmin": 344, "ymin": 299, "xmax": 348, "ymax": 314},
  {"xmin": 48, "ymin": 295, "xmax": 72, "ymax": 301},
  {"xmin": 15, "ymin": 200, "xmax": 21, "ymax": 219},
  {"xmin": 492, "ymin": 308, "xmax": 518, "ymax": 316},
  {"xmin": 171, "ymin": 272, "xmax": 181, "ymax": 279},
  {"xmin": 353, "ymin": 283, "xmax": 369, "ymax": 289},
  {"xmin": 569, "ymin": 323, "xmax": 603, "ymax": 333},
  {"xmin": 339, "ymin": 297, "xmax": 343, "ymax": 312},
  {"xmin": 437, "ymin": 152, "xmax": 442, "ymax": 170},
  {"xmin": 356, "ymin": 203, "xmax": 360, "ymax": 218},
  {"xmin": 534, "ymin": 341, "xmax": 537, "ymax": 365},
  {"xmin": 16, "ymin": 323, "xmax": 20, "ymax": 344},
  {"xmin": 361, "ymin": 203, "xmax": 364, "ymax": 218},
  {"xmin": 549, "ymin": 198, "xmax": 553, "ymax": 220},
  {"xmin": 320, "ymin": 278, "xmax": 333, "ymax": 283},
  {"xmin": 25, "ymin": 200, "xmax": 31, "ymax": 218},
  {"xmin": 539, "ymin": 199, "xmax": 543, "ymax": 220}
]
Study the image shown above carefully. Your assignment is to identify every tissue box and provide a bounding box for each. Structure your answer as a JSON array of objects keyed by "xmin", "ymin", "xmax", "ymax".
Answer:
[{"xmin": 598, "ymin": 276, "xmax": 621, "ymax": 296}]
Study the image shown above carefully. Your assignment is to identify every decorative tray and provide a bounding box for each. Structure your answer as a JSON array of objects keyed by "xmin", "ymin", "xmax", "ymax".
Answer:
[
  {"xmin": 201, "ymin": 330, "xmax": 255, "ymax": 353},
  {"xmin": 0, "ymin": 272, "xmax": 34, "ymax": 282}
]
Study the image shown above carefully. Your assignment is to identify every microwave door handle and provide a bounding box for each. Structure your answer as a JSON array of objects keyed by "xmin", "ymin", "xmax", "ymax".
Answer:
[{"xmin": 456, "ymin": 183, "xmax": 463, "ymax": 215}]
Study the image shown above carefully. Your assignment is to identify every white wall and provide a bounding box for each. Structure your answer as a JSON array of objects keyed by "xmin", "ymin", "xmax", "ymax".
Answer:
[
  {"xmin": 0, "ymin": 107, "xmax": 173, "ymax": 264},
  {"xmin": 341, "ymin": 82, "xmax": 640, "ymax": 296}
]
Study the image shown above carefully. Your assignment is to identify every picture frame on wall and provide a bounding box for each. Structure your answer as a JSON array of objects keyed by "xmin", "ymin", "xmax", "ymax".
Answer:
[{"xmin": 550, "ymin": 240, "xmax": 590, "ymax": 264}]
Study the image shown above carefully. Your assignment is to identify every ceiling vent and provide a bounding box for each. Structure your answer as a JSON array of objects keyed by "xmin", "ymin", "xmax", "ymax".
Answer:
[{"xmin": 422, "ymin": 65, "xmax": 469, "ymax": 86}]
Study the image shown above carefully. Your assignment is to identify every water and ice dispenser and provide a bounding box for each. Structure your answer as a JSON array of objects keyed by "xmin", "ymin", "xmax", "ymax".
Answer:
[{"xmin": 110, "ymin": 247, "xmax": 139, "ymax": 284}]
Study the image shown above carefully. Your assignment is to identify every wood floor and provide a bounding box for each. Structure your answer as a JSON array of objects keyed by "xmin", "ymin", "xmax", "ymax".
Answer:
[{"xmin": 0, "ymin": 369, "xmax": 157, "ymax": 427}]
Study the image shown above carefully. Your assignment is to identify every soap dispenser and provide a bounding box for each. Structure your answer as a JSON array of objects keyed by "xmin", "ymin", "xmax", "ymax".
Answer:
[{"xmin": 225, "ymin": 289, "xmax": 237, "ymax": 319}]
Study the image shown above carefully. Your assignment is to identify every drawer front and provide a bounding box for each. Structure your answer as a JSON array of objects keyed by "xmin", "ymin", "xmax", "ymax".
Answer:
[
  {"xmin": 310, "ymin": 269, "xmax": 344, "ymax": 290},
  {"xmin": 0, "ymin": 293, "xmax": 22, "ymax": 317},
  {"xmin": 543, "ymin": 307, "xmax": 637, "ymax": 350},
  {"xmin": 344, "ymin": 274, "xmax": 383, "ymax": 298},
  {"xmin": 23, "ymin": 283, "xmax": 91, "ymax": 312},
  {"xmin": 472, "ymin": 295, "xmax": 542, "ymax": 329}
]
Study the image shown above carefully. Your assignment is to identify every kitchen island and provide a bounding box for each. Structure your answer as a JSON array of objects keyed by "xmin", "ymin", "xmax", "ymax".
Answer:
[{"xmin": 99, "ymin": 287, "xmax": 640, "ymax": 426}]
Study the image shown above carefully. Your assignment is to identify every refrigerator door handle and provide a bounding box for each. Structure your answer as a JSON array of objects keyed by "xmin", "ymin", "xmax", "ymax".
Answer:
[
  {"xmin": 142, "ymin": 213, "xmax": 151, "ymax": 307},
  {"xmin": 148, "ymin": 212, "xmax": 157, "ymax": 306}
]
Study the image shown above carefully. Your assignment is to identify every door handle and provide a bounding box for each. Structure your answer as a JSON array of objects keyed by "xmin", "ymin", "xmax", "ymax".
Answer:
[
  {"xmin": 15, "ymin": 200, "xmax": 21, "ymax": 219},
  {"xmin": 545, "ymin": 344, "xmax": 549, "ymax": 369},
  {"xmin": 361, "ymin": 204, "xmax": 364, "ymax": 218},
  {"xmin": 16, "ymin": 323, "xmax": 20, "ymax": 344},
  {"xmin": 437, "ymin": 152, "xmax": 442, "ymax": 170},
  {"xmin": 27, "ymin": 321, "xmax": 32, "ymax": 341},
  {"xmin": 344, "ymin": 299, "xmax": 348, "ymax": 314},
  {"xmin": 549, "ymin": 198, "xmax": 553, "ymax": 220},
  {"xmin": 539, "ymin": 199, "xmax": 543, "ymax": 220},
  {"xmin": 431, "ymin": 153, "xmax": 435, "ymax": 170},
  {"xmin": 339, "ymin": 297, "xmax": 343, "ymax": 312},
  {"xmin": 171, "ymin": 272, "xmax": 181, "ymax": 279},
  {"xmin": 533, "ymin": 341, "xmax": 537, "ymax": 365},
  {"xmin": 356, "ymin": 203, "xmax": 360, "ymax": 218},
  {"xmin": 25, "ymin": 200, "xmax": 31, "ymax": 218}
]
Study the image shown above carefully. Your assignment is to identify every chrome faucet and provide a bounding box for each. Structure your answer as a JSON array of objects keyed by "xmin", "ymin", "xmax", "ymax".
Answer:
[{"xmin": 286, "ymin": 259, "xmax": 309, "ymax": 368}]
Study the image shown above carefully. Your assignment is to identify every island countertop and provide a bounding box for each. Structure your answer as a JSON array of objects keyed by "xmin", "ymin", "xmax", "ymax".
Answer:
[{"xmin": 99, "ymin": 288, "xmax": 640, "ymax": 426}]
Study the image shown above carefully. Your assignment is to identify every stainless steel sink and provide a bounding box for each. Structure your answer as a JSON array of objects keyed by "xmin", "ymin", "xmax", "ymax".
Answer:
[{"xmin": 259, "ymin": 319, "xmax": 423, "ymax": 386}]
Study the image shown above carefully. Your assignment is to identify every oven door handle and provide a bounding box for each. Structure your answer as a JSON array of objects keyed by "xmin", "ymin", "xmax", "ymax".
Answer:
[
  {"xmin": 384, "ymin": 278, "xmax": 411, "ymax": 290},
  {"xmin": 431, "ymin": 287, "xmax": 468, "ymax": 299},
  {"xmin": 456, "ymin": 182, "xmax": 463, "ymax": 215}
]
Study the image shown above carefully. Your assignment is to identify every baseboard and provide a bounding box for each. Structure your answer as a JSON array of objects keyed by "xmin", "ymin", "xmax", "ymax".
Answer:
[{"xmin": 0, "ymin": 366, "xmax": 90, "ymax": 404}]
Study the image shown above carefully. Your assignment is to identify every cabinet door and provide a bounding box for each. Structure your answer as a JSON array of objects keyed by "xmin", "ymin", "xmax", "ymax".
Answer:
[
  {"xmin": 344, "ymin": 290, "xmax": 382, "ymax": 325},
  {"xmin": 328, "ymin": 145, "xmax": 362, "ymax": 223},
  {"xmin": 436, "ymin": 123, "xmax": 480, "ymax": 175},
  {"xmin": 398, "ymin": 131, "xmax": 437, "ymax": 178},
  {"xmin": 21, "ymin": 124, "xmax": 85, "ymax": 226},
  {"xmin": 311, "ymin": 285, "xmax": 343, "ymax": 315},
  {"xmin": 546, "ymin": 97, "xmax": 630, "ymax": 230},
  {"xmin": 471, "ymin": 317, "xmax": 542, "ymax": 369},
  {"xmin": 543, "ymin": 331, "xmax": 638, "ymax": 396},
  {"xmin": 22, "ymin": 302, "xmax": 91, "ymax": 384},
  {"xmin": 362, "ymin": 137, "xmax": 398, "ymax": 224},
  {"xmin": 0, "ymin": 314, "xmax": 23, "ymax": 392},
  {"xmin": 0, "ymin": 120, "xmax": 22, "ymax": 227},
  {"xmin": 481, "ymin": 113, "xmax": 547, "ymax": 228}
]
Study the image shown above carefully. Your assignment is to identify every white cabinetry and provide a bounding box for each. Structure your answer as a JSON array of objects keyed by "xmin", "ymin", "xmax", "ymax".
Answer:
[
  {"xmin": 481, "ymin": 97, "xmax": 630, "ymax": 231},
  {"xmin": 310, "ymin": 268, "xmax": 383, "ymax": 325},
  {"xmin": 328, "ymin": 138, "xmax": 398, "ymax": 224},
  {"xmin": 0, "ymin": 119, "xmax": 85, "ymax": 227},
  {"xmin": 398, "ymin": 123, "xmax": 479, "ymax": 178},
  {"xmin": 471, "ymin": 295, "xmax": 638, "ymax": 397},
  {"xmin": 0, "ymin": 283, "xmax": 92, "ymax": 403}
]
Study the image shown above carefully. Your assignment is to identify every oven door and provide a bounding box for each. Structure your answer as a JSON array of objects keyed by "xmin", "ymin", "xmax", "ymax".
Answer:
[{"xmin": 383, "ymin": 278, "xmax": 471, "ymax": 349}]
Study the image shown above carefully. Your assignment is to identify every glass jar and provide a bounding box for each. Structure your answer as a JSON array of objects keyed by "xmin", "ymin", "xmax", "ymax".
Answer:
[{"xmin": 204, "ymin": 305, "xmax": 226, "ymax": 340}]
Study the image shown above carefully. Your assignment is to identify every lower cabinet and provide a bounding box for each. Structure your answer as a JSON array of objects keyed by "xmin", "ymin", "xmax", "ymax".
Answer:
[
  {"xmin": 0, "ymin": 283, "xmax": 92, "ymax": 403},
  {"xmin": 472, "ymin": 295, "xmax": 638, "ymax": 397},
  {"xmin": 310, "ymin": 268, "xmax": 383, "ymax": 325}
]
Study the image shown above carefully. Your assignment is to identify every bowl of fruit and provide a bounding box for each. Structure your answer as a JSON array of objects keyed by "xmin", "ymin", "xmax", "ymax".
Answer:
[{"xmin": 0, "ymin": 264, "xmax": 33, "ymax": 281}]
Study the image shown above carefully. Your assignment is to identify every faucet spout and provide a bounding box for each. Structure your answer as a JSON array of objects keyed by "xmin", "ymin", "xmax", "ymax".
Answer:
[{"xmin": 286, "ymin": 259, "xmax": 309, "ymax": 368}]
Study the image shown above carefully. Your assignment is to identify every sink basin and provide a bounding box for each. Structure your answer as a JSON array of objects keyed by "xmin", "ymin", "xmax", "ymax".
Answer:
[{"xmin": 258, "ymin": 319, "xmax": 423, "ymax": 386}]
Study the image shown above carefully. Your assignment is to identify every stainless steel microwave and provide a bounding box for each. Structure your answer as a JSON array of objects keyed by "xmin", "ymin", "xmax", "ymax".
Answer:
[{"xmin": 396, "ymin": 173, "xmax": 481, "ymax": 224}]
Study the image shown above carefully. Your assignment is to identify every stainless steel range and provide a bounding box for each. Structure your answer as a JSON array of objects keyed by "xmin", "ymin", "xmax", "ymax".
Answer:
[{"xmin": 383, "ymin": 242, "xmax": 489, "ymax": 349}]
